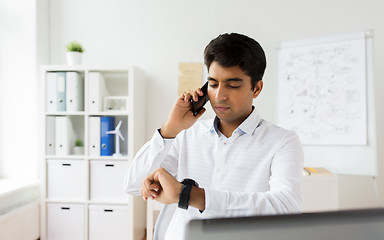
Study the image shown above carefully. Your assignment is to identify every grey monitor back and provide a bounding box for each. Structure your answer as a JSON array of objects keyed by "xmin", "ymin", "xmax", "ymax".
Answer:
[{"xmin": 185, "ymin": 208, "xmax": 384, "ymax": 240}]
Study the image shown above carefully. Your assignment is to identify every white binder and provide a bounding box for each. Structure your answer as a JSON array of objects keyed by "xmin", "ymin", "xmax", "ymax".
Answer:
[
  {"xmin": 55, "ymin": 116, "xmax": 75, "ymax": 155},
  {"xmin": 88, "ymin": 116, "xmax": 101, "ymax": 156},
  {"xmin": 66, "ymin": 72, "xmax": 84, "ymax": 112},
  {"xmin": 56, "ymin": 72, "xmax": 66, "ymax": 112},
  {"xmin": 46, "ymin": 116, "xmax": 55, "ymax": 155},
  {"xmin": 46, "ymin": 72, "xmax": 57, "ymax": 112},
  {"xmin": 88, "ymin": 72, "xmax": 108, "ymax": 112}
]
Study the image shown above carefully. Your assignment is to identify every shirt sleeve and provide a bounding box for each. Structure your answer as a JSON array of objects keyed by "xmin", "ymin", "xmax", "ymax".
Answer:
[
  {"xmin": 202, "ymin": 133, "xmax": 304, "ymax": 217},
  {"xmin": 124, "ymin": 129, "xmax": 179, "ymax": 196}
]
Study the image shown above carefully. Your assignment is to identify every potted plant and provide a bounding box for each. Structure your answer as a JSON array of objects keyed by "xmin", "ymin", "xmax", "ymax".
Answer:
[
  {"xmin": 66, "ymin": 40, "xmax": 84, "ymax": 65},
  {"xmin": 74, "ymin": 139, "xmax": 84, "ymax": 155}
]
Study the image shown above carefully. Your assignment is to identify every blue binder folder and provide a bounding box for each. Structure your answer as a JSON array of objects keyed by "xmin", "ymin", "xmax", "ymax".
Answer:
[
  {"xmin": 100, "ymin": 116, "xmax": 115, "ymax": 156},
  {"xmin": 56, "ymin": 72, "xmax": 66, "ymax": 111}
]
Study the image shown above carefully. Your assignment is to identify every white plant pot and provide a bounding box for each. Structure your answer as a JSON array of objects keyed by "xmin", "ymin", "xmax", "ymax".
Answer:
[
  {"xmin": 74, "ymin": 146, "xmax": 84, "ymax": 155},
  {"xmin": 67, "ymin": 51, "xmax": 83, "ymax": 65}
]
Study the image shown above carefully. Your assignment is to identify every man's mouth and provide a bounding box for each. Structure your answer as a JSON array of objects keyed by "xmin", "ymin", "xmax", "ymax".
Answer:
[{"xmin": 214, "ymin": 105, "xmax": 230, "ymax": 112}]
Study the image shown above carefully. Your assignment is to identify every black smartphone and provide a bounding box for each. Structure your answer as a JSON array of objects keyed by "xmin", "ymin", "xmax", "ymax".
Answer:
[{"xmin": 190, "ymin": 82, "xmax": 209, "ymax": 116}]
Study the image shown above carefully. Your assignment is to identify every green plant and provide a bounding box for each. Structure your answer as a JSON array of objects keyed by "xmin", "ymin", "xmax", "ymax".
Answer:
[
  {"xmin": 66, "ymin": 40, "xmax": 84, "ymax": 53},
  {"xmin": 75, "ymin": 139, "xmax": 84, "ymax": 147}
]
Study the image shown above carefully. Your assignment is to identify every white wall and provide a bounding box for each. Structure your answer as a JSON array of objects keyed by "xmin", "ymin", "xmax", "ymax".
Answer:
[
  {"xmin": 0, "ymin": 0, "xmax": 38, "ymax": 179},
  {"xmin": 48, "ymin": 0, "xmax": 384, "ymax": 206}
]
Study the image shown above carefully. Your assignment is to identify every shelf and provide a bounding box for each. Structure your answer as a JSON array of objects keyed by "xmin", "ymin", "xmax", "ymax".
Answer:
[
  {"xmin": 45, "ymin": 155, "xmax": 85, "ymax": 160},
  {"xmin": 45, "ymin": 155, "xmax": 130, "ymax": 161},
  {"xmin": 41, "ymin": 65, "xmax": 133, "ymax": 72},
  {"xmin": 45, "ymin": 111, "xmax": 86, "ymax": 116},
  {"xmin": 45, "ymin": 199, "xmax": 133, "ymax": 205},
  {"xmin": 87, "ymin": 200, "xmax": 131, "ymax": 205},
  {"xmin": 87, "ymin": 156, "xmax": 129, "ymax": 161},
  {"xmin": 88, "ymin": 111, "xmax": 129, "ymax": 116},
  {"xmin": 45, "ymin": 199, "xmax": 86, "ymax": 204},
  {"xmin": 46, "ymin": 111, "xmax": 130, "ymax": 116}
]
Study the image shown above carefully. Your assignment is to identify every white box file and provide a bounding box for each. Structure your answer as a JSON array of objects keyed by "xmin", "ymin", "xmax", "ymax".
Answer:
[
  {"xmin": 47, "ymin": 159, "xmax": 86, "ymax": 200},
  {"xmin": 88, "ymin": 117, "xmax": 101, "ymax": 156},
  {"xmin": 46, "ymin": 116, "xmax": 55, "ymax": 155},
  {"xmin": 55, "ymin": 116, "xmax": 75, "ymax": 155},
  {"xmin": 66, "ymin": 71, "xmax": 84, "ymax": 112},
  {"xmin": 46, "ymin": 72, "xmax": 57, "ymax": 112},
  {"xmin": 47, "ymin": 203, "xmax": 85, "ymax": 240},
  {"xmin": 88, "ymin": 72, "xmax": 109, "ymax": 112},
  {"xmin": 88, "ymin": 204, "xmax": 131, "ymax": 240},
  {"xmin": 89, "ymin": 160, "xmax": 129, "ymax": 201}
]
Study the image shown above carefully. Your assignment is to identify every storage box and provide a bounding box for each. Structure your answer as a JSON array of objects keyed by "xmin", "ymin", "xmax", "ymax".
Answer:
[
  {"xmin": 303, "ymin": 175, "xmax": 339, "ymax": 212},
  {"xmin": 89, "ymin": 160, "xmax": 129, "ymax": 201},
  {"xmin": 47, "ymin": 159, "xmax": 86, "ymax": 200},
  {"xmin": 47, "ymin": 203, "xmax": 85, "ymax": 240},
  {"xmin": 88, "ymin": 204, "xmax": 131, "ymax": 240},
  {"xmin": 103, "ymin": 96, "xmax": 129, "ymax": 111}
]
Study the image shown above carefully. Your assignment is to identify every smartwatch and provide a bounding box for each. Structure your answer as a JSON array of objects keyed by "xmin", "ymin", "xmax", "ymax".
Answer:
[{"xmin": 178, "ymin": 178, "xmax": 199, "ymax": 210}]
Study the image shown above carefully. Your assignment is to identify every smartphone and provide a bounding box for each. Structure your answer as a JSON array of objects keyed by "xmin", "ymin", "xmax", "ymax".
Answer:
[{"xmin": 190, "ymin": 82, "xmax": 209, "ymax": 116}]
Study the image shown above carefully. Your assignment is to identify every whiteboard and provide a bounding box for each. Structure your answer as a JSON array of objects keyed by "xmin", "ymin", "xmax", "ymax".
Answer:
[{"xmin": 277, "ymin": 31, "xmax": 377, "ymax": 176}]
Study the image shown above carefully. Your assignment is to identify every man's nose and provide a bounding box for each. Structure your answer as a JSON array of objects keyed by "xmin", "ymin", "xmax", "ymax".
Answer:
[{"xmin": 215, "ymin": 85, "xmax": 228, "ymax": 102}]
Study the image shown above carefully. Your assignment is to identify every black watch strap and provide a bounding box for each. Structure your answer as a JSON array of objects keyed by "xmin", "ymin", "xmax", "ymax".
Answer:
[{"xmin": 178, "ymin": 178, "xmax": 199, "ymax": 210}]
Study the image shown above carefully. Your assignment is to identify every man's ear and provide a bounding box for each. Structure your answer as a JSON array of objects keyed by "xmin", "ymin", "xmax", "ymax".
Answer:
[{"xmin": 253, "ymin": 80, "xmax": 263, "ymax": 98}]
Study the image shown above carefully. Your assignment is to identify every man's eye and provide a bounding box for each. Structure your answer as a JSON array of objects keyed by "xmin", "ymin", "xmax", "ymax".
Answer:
[
  {"xmin": 229, "ymin": 85, "xmax": 240, "ymax": 89},
  {"xmin": 209, "ymin": 84, "xmax": 218, "ymax": 88}
]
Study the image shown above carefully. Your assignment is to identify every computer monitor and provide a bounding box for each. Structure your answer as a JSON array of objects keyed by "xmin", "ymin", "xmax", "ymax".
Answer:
[{"xmin": 185, "ymin": 208, "xmax": 384, "ymax": 240}]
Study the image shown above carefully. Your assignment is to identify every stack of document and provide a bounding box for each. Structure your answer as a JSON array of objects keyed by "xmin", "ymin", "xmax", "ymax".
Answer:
[
  {"xmin": 46, "ymin": 116, "xmax": 76, "ymax": 155},
  {"xmin": 47, "ymin": 116, "xmax": 122, "ymax": 156},
  {"xmin": 46, "ymin": 72, "xmax": 84, "ymax": 112},
  {"xmin": 89, "ymin": 116, "xmax": 120, "ymax": 156}
]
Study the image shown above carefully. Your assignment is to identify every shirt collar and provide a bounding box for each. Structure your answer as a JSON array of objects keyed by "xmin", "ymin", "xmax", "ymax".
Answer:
[
  {"xmin": 208, "ymin": 106, "xmax": 262, "ymax": 135},
  {"xmin": 207, "ymin": 117, "xmax": 219, "ymax": 135}
]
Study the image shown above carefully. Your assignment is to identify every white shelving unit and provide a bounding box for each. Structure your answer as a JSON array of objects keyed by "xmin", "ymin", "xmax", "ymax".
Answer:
[{"xmin": 40, "ymin": 65, "xmax": 146, "ymax": 240}]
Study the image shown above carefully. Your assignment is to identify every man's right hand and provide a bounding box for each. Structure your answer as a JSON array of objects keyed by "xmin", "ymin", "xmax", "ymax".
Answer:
[{"xmin": 160, "ymin": 88, "xmax": 206, "ymax": 138}]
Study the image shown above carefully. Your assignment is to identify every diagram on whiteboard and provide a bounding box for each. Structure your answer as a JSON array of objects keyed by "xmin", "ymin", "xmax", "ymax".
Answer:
[{"xmin": 277, "ymin": 34, "xmax": 367, "ymax": 145}]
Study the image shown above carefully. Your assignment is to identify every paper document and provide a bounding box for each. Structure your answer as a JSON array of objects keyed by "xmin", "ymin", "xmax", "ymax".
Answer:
[{"xmin": 178, "ymin": 63, "xmax": 203, "ymax": 95}]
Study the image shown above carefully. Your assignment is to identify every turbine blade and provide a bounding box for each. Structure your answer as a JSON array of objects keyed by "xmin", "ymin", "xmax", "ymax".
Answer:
[
  {"xmin": 115, "ymin": 120, "xmax": 122, "ymax": 130},
  {"xmin": 117, "ymin": 131, "xmax": 125, "ymax": 141}
]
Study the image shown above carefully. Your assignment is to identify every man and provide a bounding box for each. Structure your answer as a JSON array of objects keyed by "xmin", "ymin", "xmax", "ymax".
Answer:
[{"xmin": 125, "ymin": 33, "xmax": 304, "ymax": 240}]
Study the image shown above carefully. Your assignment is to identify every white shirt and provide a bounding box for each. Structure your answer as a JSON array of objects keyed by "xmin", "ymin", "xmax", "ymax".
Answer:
[{"xmin": 125, "ymin": 109, "xmax": 304, "ymax": 240}]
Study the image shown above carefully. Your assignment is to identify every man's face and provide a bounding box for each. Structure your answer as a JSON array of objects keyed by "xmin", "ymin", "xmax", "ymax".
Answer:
[{"xmin": 207, "ymin": 61, "xmax": 263, "ymax": 127}]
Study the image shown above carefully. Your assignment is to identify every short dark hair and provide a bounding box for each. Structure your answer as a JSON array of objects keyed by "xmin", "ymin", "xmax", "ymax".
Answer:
[{"xmin": 204, "ymin": 33, "xmax": 266, "ymax": 90}]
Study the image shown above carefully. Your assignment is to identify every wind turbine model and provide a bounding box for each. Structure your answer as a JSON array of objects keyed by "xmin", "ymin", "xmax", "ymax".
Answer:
[{"xmin": 106, "ymin": 120, "xmax": 125, "ymax": 157}]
